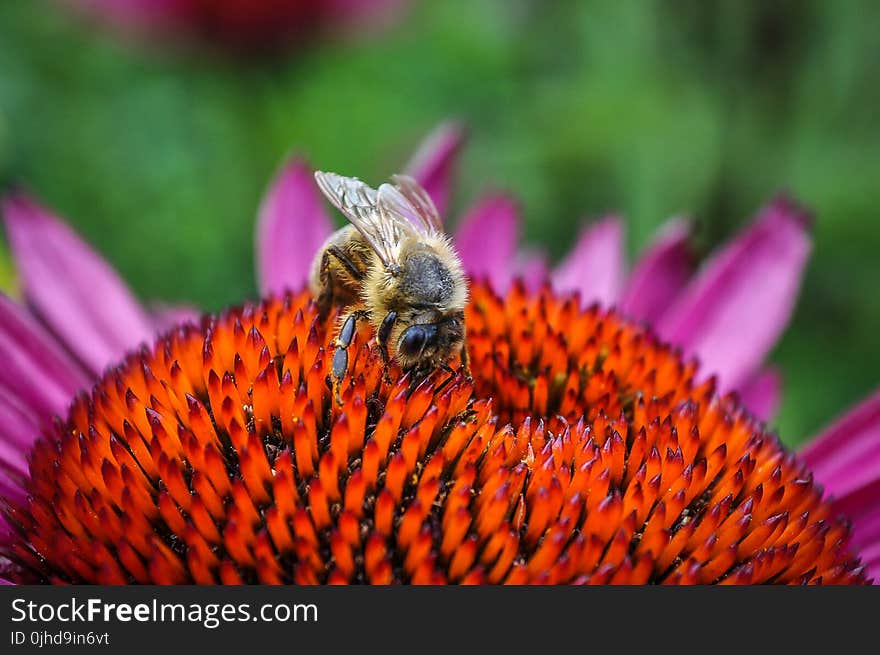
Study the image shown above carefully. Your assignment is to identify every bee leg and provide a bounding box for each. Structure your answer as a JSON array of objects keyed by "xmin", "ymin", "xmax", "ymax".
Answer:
[
  {"xmin": 376, "ymin": 311, "xmax": 398, "ymax": 383},
  {"xmin": 317, "ymin": 247, "xmax": 365, "ymax": 318},
  {"xmin": 332, "ymin": 309, "xmax": 370, "ymax": 404},
  {"xmin": 328, "ymin": 245, "xmax": 365, "ymax": 281},
  {"xmin": 316, "ymin": 251, "xmax": 336, "ymax": 318},
  {"xmin": 402, "ymin": 362, "xmax": 431, "ymax": 399},
  {"xmin": 434, "ymin": 362, "xmax": 458, "ymax": 395}
]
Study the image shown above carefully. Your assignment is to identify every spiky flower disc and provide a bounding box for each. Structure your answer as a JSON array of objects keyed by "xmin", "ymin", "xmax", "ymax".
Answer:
[{"xmin": 2, "ymin": 282, "xmax": 867, "ymax": 584}]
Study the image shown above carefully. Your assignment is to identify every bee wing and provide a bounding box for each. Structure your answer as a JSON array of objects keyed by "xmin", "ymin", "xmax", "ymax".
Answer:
[
  {"xmin": 378, "ymin": 174, "xmax": 444, "ymax": 236},
  {"xmin": 314, "ymin": 171, "xmax": 411, "ymax": 267}
]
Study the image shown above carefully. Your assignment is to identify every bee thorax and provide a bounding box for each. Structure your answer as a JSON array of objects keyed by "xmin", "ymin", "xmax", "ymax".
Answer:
[{"xmin": 398, "ymin": 249, "xmax": 456, "ymax": 306}]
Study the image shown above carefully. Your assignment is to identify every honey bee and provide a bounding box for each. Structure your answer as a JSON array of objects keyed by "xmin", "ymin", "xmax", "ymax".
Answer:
[{"xmin": 310, "ymin": 171, "xmax": 469, "ymax": 399}]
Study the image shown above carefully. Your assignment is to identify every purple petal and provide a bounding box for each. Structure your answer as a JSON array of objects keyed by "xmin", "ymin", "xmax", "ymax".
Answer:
[
  {"xmin": 0, "ymin": 388, "xmax": 42, "ymax": 452},
  {"xmin": 0, "ymin": 390, "xmax": 29, "ymax": 567},
  {"xmin": 800, "ymin": 388, "xmax": 880, "ymax": 502},
  {"xmin": 620, "ymin": 218, "xmax": 693, "ymax": 322},
  {"xmin": 736, "ymin": 366, "xmax": 782, "ymax": 422},
  {"xmin": 799, "ymin": 388, "xmax": 880, "ymax": 583},
  {"xmin": 858, "ymin": 546, "xmax": 880, "ymax": 583},
  {"xmin": 2, "ymin": 193, "xmax": 154, "ymax": 376},
  {"xmin": 0, "ymin": 470, "xmax": 26, "ymax": 514},
  {"xmin": 0, "ymin": 394, "xmax": 29, "ymax": 504},
  {"xmin": 853, "ymin": 505, "xmax": 880, "ymax": 546},
  {"xmin": 404, "ymin": 122, "xmax": 464, "ymax": 219},
  {"xmin": 827, "ymin": 478, "xmax": 880, "ymax": 582},
  {"xmin": 0, "ymin": 437, "xmax": 27, "ymax": 479},
  {"xmin": 838, "ymin": 495, "xmax": 880, "ymax": 547},
  {"xmin": 656, "ymin": 197, "xmax": 811, "ymax": 391},
  {"xmin": 0, "ymin": 293, "xmax": 89, "ymax": 411},
  {"xmin": 0, "ymin": 293, "xmax": 89, "ymax": 420},
  {"xmin": 455, "ymin": 195, "xmax": 520, "ymax": 294},
  {"xmin": 256, "ymin": 158, "xmax": 333, "ymax": 297},
  {"xmin": 552, "ymin": 217, "xmax": 624, "ymax": 307},
  {"xmin": 150, "ymin": 303, "xmax": 203, "ymax": 332},
  {"xmin": 0, "ymin": 395, "xmax": 38, "ymax": 479},
  {"xmin": 516, "ymin": 251, "xmax": 550, "ymax": 291}
]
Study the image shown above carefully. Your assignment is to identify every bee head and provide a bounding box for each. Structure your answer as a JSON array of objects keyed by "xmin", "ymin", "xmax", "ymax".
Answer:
[{"xmin": 396, "ymin": 312, "xmax": 465, "ymax": 371}]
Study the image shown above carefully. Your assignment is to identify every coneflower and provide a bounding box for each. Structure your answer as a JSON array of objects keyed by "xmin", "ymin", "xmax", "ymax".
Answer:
[
  {"xmin": 1, "ymin": 125, "xmax": 878, "ymax": 582},
  {"xmin": 1, "ymin": 280, "xmax": 868, "ymax": 584}
]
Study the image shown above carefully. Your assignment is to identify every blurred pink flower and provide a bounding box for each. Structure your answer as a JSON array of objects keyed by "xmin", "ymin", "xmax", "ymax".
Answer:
[
  {"xmin": 60, "ymin": 0, "xmax": 406, "ymax": 53},
  {"xmin": 0, "ymin": 123, "xmax": 877, "ymax": 579}
]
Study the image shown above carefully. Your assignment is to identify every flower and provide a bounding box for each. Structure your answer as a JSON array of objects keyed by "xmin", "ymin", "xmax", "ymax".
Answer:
[
  {"xmin": 59, "ymin": 0, "xmax": 406, "ymax": 54},
  {"xmin": 0, "ymin": 124, "xmax": 878, "ymax": 582},
  {"xmin": 0, "ymin": 282, "xmax": 870, "ymax": 584}
]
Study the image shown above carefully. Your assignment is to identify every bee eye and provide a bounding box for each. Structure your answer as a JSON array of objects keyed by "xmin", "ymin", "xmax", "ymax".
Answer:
[{"xmin": 399, "ymin": 327, "xmax": 427, "ymax": 357}]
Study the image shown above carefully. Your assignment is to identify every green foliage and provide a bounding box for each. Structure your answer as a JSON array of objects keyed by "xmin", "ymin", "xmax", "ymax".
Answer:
[{"xmin": 0, "ymin": 0, "xmax": 878, "ymax": 444}]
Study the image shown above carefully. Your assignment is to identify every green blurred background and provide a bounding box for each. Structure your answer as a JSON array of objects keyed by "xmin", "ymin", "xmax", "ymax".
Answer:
[{"xmin": 0, "ymin": 0, "xmax": 878, "ymax": 446}]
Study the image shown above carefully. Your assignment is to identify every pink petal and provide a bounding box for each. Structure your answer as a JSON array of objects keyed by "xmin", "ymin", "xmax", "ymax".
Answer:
[
  {"xmin": 0, "ymin": 469, "xmax": 27, "ymax": 513},
  {"xmin": 853, "ymin": 505, "xmax": 880, "ymax": 546},
  {"xmin": 857, "ymin": 546, "xmax": 880, "ymax": 583},
  {"xmin": 552, "ymin": 217, "xmax": 624, "ymax": 307},
  {"xmin": 256, "ymin": 158, "xmax": 333, "ymax": 297},
  {"xmin": 2, "ymin": 193, "xmax": 154, "ymax": 376},
  {"xmin": 656, "ymin": 197, "xmax": 811, "ymax": 391},
  {"xmin": 0, "ymin": 394, "xmax": 31, "ymax": 505},
  {"xmin": 0, "ymin": 388, "xmax": 41, "ymax": 451},
  {"xmin": 736, "ymin": 366, "xmax": 782, "ymax": 422},
  {"xmin": 800, "ymin": 388, "xmax": 880, "ymax": 502},
  {"xmin": 404, "ymin": 122, "xmax": 465, "ymax": 219},
  {"xmin": 0, "ymin": 391, "xmax": 40, "ymax": 476},
  {"xmin": 516, "ymin": 251, "xmax": 550, "ymax": 291},
  {"xmin": 150, "ymin": 303, "xmax": 203, "ymax": 332},
  {"xmin": 0, "ymin": 294, "xmax": 89, "ymax": 420},
  {"xmin": 620, "ymin": 218, "xmax": 693, "ymax": 322},
  {"xmin": 799, "ymin": 388, "xmax": 880, "ymax": 583},
  {"xmin": 827, "ymin": 478, "xmax": 880, "ymax": 582},
  {"xmin": 0, "ymin": 436, "xmax": 27, "ymax": 478},
  {"xmin": 836, "ymin": 491, "xmax": 880, "ymax": 545},
  {"xmin": 455, "ymin": 195, "xmax": 519, "ymax": 294}
]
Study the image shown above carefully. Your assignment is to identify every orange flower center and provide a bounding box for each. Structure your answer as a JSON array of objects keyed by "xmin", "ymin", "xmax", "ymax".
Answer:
[{"xmin": 2, "ymin": 282, "xmax": 867, "ymax": 584}]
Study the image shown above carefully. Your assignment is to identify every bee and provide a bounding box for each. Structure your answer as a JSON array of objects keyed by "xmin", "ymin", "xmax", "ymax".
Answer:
[{"xmin": 310, "ymin": 171, "xmax": 469, "ymax": 400}]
